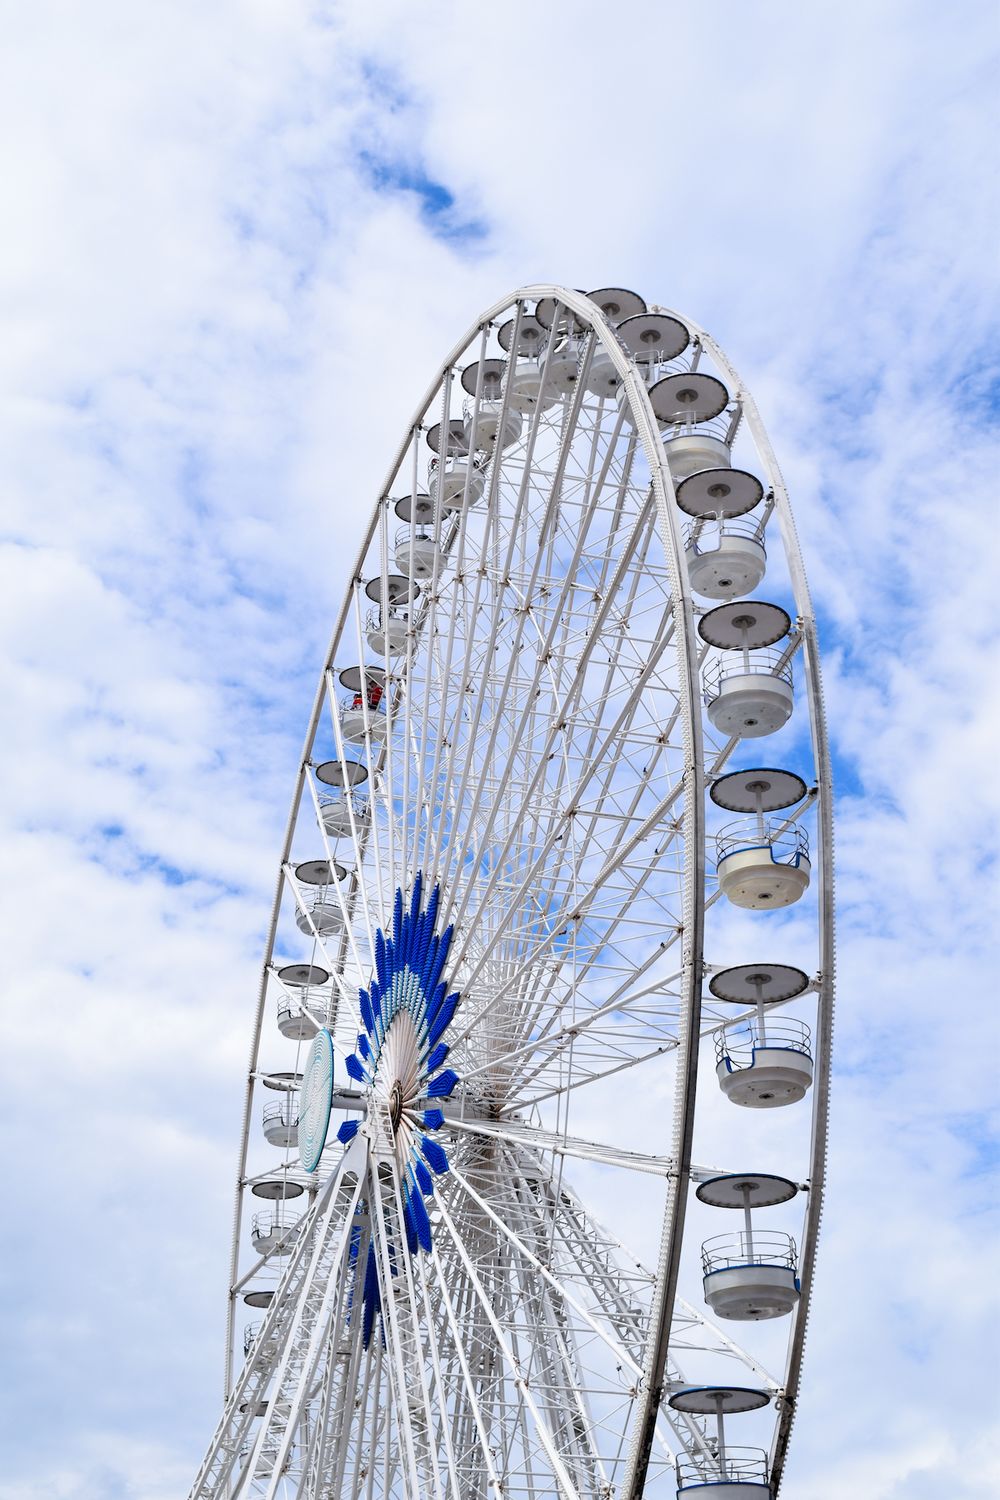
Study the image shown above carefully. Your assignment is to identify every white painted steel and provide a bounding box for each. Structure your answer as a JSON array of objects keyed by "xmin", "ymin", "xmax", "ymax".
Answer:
[{"xmin": 190, "ymin": 287, "xmax": 833, "ymax": 1499}]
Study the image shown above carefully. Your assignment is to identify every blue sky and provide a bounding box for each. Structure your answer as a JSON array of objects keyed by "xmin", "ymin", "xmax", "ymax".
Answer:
[{"xmin": 1, "ymin": 2, "xmax": 998, "ymax": 1496}]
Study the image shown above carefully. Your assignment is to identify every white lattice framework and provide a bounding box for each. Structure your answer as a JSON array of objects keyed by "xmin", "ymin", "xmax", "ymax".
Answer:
[{"xmin": 189, "ymin": 286, "xmax": 834, "ymax": 1499}]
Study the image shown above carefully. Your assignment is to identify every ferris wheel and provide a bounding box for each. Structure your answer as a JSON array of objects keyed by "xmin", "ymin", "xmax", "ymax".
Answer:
[{"xmin": 190, "ymin": 285, "xmax": 834, "ymax": 1499}]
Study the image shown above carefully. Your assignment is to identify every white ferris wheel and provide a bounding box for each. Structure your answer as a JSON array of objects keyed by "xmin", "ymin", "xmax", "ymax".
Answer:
[{"xmin": 190, "ymin": 285, "xmax": 834, "ymax": 1500}]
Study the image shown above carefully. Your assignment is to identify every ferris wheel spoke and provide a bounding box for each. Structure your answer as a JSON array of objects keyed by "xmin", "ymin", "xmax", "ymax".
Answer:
[
  {"xmin": 530, "ymin": 1177, "xmax": 711, "ymax": 1471},
  {"xmin": 438, "ymin": 651, "xmax": 690, "ymax": 1056},
  {"xmin": 671, "ymin": 1299, "xmax": 781, "ymax": 1391},
  {"xmin": 458, "ymin": 792, "xmax": 740, "ymax": 1098},
  {"xmin": 458, "ymin": 964, "xmax": 684, "ymax": 1099},
  {"xmin": 431, "ymin": 438, "xmax": 656, "ymax": 937},
  {"xmin": 552, "ymin": 1174, "xmax": 781, "ymax": 1392},
  {"xmin": 434, "ymin": 1191, "xmax": 584, "ymax": 1499},
  {"xmin": 446, "ymin": 1153, "xmax": 647, "ymax": 1380},
  {"xmin": 301, "ymin": 1304, "xmax": 364, "ymax": 1497},
  {"xmin": 422, "ymin": 408, "xmax": 542, "ymax": 889},
  {"xmin": 487, "ymin": 857, "xmax": 683, "ymax": 1076},
  {"xmin": 422, "ymin": 361, "xmax": 586, "ymax": 900},
  {"xmin": 413, "ymin": 1265, "xmax": 464, "ymax": 1500},
  {"xmin": 505, "ymin": 1222, "xmax": 612, "ymax": 1497},
  {"xmin": 509, "ymin": 1155, "xmax": 653, "ymax": 1358},
  {"xmin": 366, "ymin": 1150, "xmax": 450, "ymax": 1499},
  {"xmin": 437, "ymin": 545, "xmax": 666, "ymax": 955},
  {"xmin": 426, "ymin": 1238, "xmax": 505, "ymax": 1497},
  {"xmin": 488, "ymin": 601, "xmax": 678, "ymax": 974},
  {"xmin": 447, "ymin": 1115, "xmax": 676, "ymax": 1179},
  {"xmin": 447, "ymin": 766, "xmax": 688, "ymax": 1065},
  {"xmin": 191, "ymin": 1146, "xmax": 366, "ymax": 1498},
  {"xmin": 500, "ymin": 1149, "xmax": 684, "ymax": 1484},
  {"xmin": 252, "ymin": 1199, "xmax": 368, "ymax": 1497},
  {"xmin": 223, "ymin": 1150, "xmax": 367, "ymax": 1497}
]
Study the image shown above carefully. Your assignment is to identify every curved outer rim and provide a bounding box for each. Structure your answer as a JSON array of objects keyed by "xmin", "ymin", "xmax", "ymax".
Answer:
[
  {"xmin": 219, "ymin": 285, "xmax": 832, "ymax": 1500},
  {"xmin": 691, "ymin": 318, "xmax": 835, "ymax": 1494}
]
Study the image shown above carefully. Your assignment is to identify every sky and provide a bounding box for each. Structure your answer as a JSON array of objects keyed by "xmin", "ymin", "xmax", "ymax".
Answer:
[{"xmin": 2, "ymin": 1, "xmax": 998, "ymax": 1496}]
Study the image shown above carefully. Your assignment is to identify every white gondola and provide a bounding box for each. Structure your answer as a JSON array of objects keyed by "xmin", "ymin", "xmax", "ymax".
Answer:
[
  {"xmin": 716, "ymin": 821, "xmax": 810, "ymax": 909},
  {"xmin": 701, "ymin": 1234, "xmax": 800, "ymax": 1320},
  {"xmin": 664, "ymin": 432, "xmax": 733, "ymax": 479},
  {"xmin": 533, "ymin": 297, "xmax": 589, "ymax": 337},
  {"xmin": 670, "ymin": 1387, "xmax": 772, "ymax": 1499},
  {"xmin": 425, "ymin": 417, "xmax": 468, "ymax": 458},
  {"xmin": 276, "ymin": 1001, "xmax": 318, "ymax": 1040},
  {"xmin": 647, "ymin": 372, "xmax": 733, "ymax": 474},
  {"xmin": 698, "ymin": 1175, "xmax": 800, "ymax": 1321},
  {"xmin": 294, "ymin": 898, "xmax": 343, "ymax": 937},
  {"xmin": 616, "ymin": 310, "xmax": 690, "ymax": 363},
  {"xmin": 244, "ymin": 1321, "xmax": 279, "ymax": 1359},
  {"xmin": 290, "ymin": 859, "xmax": 350, "ymax": 938},
  {"xmin": 712, "ymin": 768, "xmax": 811, "ymax": 909},
  {"xmin": 250, "ymin": 1212, "xmax": 303, "ymax": 1257},
  {"xmin": 339, "ymin": 695, "xmax": 387, "ymax": 743},
  {"xmin": 250, "ymin": 1176, "xmax": 305, "ymax": 1202},
  {"xmin": 674, "ymin": 466, "xmax": 764, "ymax": 518},
  {"xmin": 274, "ymin": 958, "xmax": 332, "ymax": 1044},
  {"xmin": 364, "ymin": 573, "xmax": 418, "ymax": 658},
  {"xmin": 466, "ymin": 399, "xmax": 523, "ymax": 451},
  {"xmin": 586, "ymin": 286, "xmax": 648, "ymax": 324},
  {"xmin": 240, "ymin": 1439, "xmax": 281, "ymax": 1474},
  {"xmin": 496, "ymin": 310, "xmax": 548, "ymax": 357},
  {"xmin": 259, "ymin": 1069, "xmax": 302, "ymax": 1092},
  {"xmin": 542, "ymin": 341, "xmax": 584, "ymax": 395},
  {"xmin": 242, "ymin": 1289, "xmax": 274, "ymax": 1310},
  {"xmin": 464, "ymin": 395, "xmax": 523, "ymax": 451},
  {"xmin": 583, "ymin": 347, "xmax": 625, "ymax": 399},
  {"xmin": 496, "ymin": 312, "xmax": 557, "ymax": 413},
  {"xmin": 707, "ymin": 964, "xmax": 813, "ymax": 1108},
  {"xmin": 506, "ymin": 358, "xmax": 560, "ymax": 412},
  {"xmin": 700, "ymin": 602, "xmax": 795, "ymax": 738},
  {"xmin": 335, "ymin": 668, "xmax": 387, "ymax": 744},
  {"xmin": 686, "ymin": 519, "xmax": 767, "ymax": 600},
  {"xmin": 715, "ymin": 1016, "xmax": 814, "ymax": 1107},
  {"xmin": 617, "ymin": 372, "xmax": 737, "ymax": 481},
  {"xmin": 318, "ymin": 793, "xmax": 369, "ymax": 839},
  {"xmin": 365, "ymin": 607, "xmax": 409, "ymax": 656},
  {"xmin": 676, "ymin": 1453, "xmax": 771, "ymax": 1499},
  {"xmin": 238, "ymin": 1398, "xmax": 270, "ymax": 1417},
  {"xmin": 704, "ymin": 650, "xmax": 793, "ymax": 737},
  {"xmin": 394, "ymin": 523, "xmax": 443, "ymax": 580},
  {"xmin": 428, "ymin": 454, "xmax": 486, "ymax": 510},
  {"xmin": 262, "ymin": 1099, "xmax": 299, "ymax": 1146}
]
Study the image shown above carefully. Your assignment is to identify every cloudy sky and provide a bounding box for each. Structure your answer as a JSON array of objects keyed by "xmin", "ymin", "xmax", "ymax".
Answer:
[{"xmin": 2, "ymin": 2, "xmax": 998, "ymax": 1496}]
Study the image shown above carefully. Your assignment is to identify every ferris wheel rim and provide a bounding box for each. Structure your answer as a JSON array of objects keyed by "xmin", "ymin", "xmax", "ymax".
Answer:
[{"xmin": 693, "ymin": 323, "xmax": 835, "ymax": 1489}]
